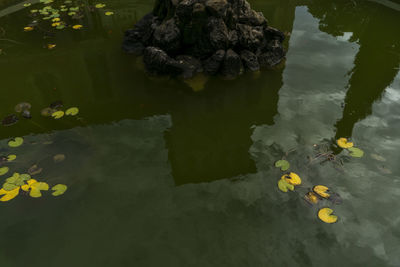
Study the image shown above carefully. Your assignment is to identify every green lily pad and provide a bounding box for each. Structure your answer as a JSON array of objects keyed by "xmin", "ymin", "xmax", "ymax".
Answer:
[
  {"xmin": 67, "ymin": 11, "xmax": 76, "ymax": 16},
  {"xmin": 347, "ymin": 147, "xmax": 364, "ymax": 158},
  {"xmin": 8, "ymin": 137, "xmax": 24, "ymax": 148},
  {"xmin": 28, "ymin": 165, "xmax": 43, "ymax": 176},
  {"xmin": 65, "ymin": 107, "xmax": 79, "ymax": 116},
  {"xmin": 0, "ymin": 167, "xmax": 9, "ymax": 176},
  {"xmin": 7, "ymin": 155, "xmax": 17, "ymax": 162},
  {"xmin": 51, "ymin": 184, "xmax": 67, "ymax": 196},
  {"xmin": 56, "ymin": 25, "xmax": 65, "ymax": 30},
  {"xmin": 60, "ymin": 8, "xmax": 68, "ymax": 11},
  {"xmin": 3, "ymin": 183, "xmax": 18, "ymax": 191},
  {"xmin": 20, "ymin": 174, "xmax": 31, "ymax": 181},
  {"xmin": 278, "ymin": 179, "xmax": 294, "ymax": 193},
  {"xmin": 69, "ymin": 6, "xmax": 79, "ymax": 11},
  {"xmin": 274, "ymin": 159, "xmax": 290, "ymax": 171},
  {"xmin": 30, "ymin": 182, "xmax": 49, "ymax": 198},
  {"xmin": 5, "ymin": 173, "xmax": 25, "ymax": 186}
]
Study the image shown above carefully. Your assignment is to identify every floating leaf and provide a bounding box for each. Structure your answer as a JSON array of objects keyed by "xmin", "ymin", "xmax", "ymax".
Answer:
[
  {"xmin": 24, "ymin": 26, "xmax": 34, "ymax": 31},
  {"xmin": 274, "ymin": 159, "xmax": 290, "ymax": 171},
  {"xmin": 337, "ymin": 138, "xmax": 353, "ymax": 149},
  {"xmin": 105, "ymin": 11, "xmax": 114, "ymax": 16},
  {"xmin": 56, "ymin": 25, "xmax": 65, "ymax": 30},
  {"xmin": 47, "ymin": 44, "xmax": 56, "ymax": 49},
  {"xmin": 28, "ymin": 165, "xmax": 43, "ymax": 176},
  {"xmin": 5, "ymin": 173, "xmax": 25, "ymax": 186},
  {"xmin": 65, "ymin": 107, "xmax": 79, "ymax": 115},
  {"xmin": 2, "ymin": 114, "xmax": 19, "ymax": 126},
  {"xmin": 328, "ymin": 192, "xmax": 343, "ymax": 205},
  {"xmin": 64, "ymin": 0, "xmax": 72, "ymax": 3},
  {"xmin": 29, "ymin": 182, "xmax": 49, "ymax": 198},
  {"xmin": 41, "ymin": 107, "xmax": 54, "ymax": 117},
  {"xmin": 51, "ymin": 110, "xmax": 64, "ymax": 119},
  {"xmin": 281, "ymin": 172, "xmax": 301, "ymax": 185},
  {"xmin": 52, "ymin": 17, "xmax": 60, "ymax": 22},
  {"xmin": 313, "ymin": 185, "xmax": 330, "ymax": 198},
  {"xmin": 51, "ymin": 184, "xmax": 67, "ymax": 196},
  {"xmin": 21, "ymin": 179, "xmax": 36, "ymax": 191},
  {"xmin": 0, "ymin": 167, "xmax": 9, "ymax": 176},
  {"xmin": 95, "ymin": 3, "xmax": 106, "ymax": 8},
  {"xmin": 53, "ymin": 154, "xmax": 65, "ymax": 163},
  {"xmin": 69, "ymin": 6, "xmax": 79, "ymax": 11},
  {"xmin": 72, "ymin": 25, "xmax": 83, "ymax": 30},
  {"xmin": 60, "ymin": 8, "xmax": 68, "ymax": 11},
  {"xmin": 52, "ymin": 22, "xmax": 61, "ymax": 27},
  {"xmin": 0, "ymin": 187, "xmax": 20, "ymax": 202},
  {"xmin": 318, "ymin": 208, "xmax": 338, "ymax": 224},
  {"xmin": 7, "ymin": 155, "xmax": 16, "ymax": 162},
  {"xmin": 68, "ymin": 11, "xmax": 76, "ymax": 16},
  {"xmin": 304, "ymin": 192, "xmax": 319, "ymax": 205},
  {"xmin": 15, "ymin": 102, "xmax": 31, "ymax": 113},
  {"xmin": 278, "ymin": 179, "xmax": 294, "ymax": 193},
  {"xmin": 30, "ymin": 9, "xmax": 38, "ymax": 13},
  {"xmin": 43, "ymin": 16, "xmax": 52, "ymax": 20},
  {"xmin": 8, "ymin": 137, "xmax": 24, "ymax": 148},
  {"xmin": 347, "ymin": 147, "xmax": 364, "ymax": 158},
  {"xmin": 20, "ymin": 174, "xmax": 31, "ymax": 181},
  {"xmin": 23, "ymin": 3, "xmax": 32, "ymax": 7},
  {"xmin": 3, "ymin": 183, "xmax": 18, "ymax": 191}
]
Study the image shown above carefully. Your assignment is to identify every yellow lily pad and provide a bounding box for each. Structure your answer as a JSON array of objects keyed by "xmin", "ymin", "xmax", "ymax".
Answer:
[
  {"xmin": 72, "ymin": 24, "xmax": 83, "ymax": 29},
  {"xmin": 105, "ymin": 11, "xmax": 114, "ymax": 16},
  {"xmin": 47, "ymin": 44, "xmax": 56, "ymax": 49},
  {"xmin": 52, "ymin": 18, "xmax": 60, "ymax": 22},
  {"xmin": 0, "ymin": 166, "xmax": 9, "ymax": 176},
  {"xmin": 337, "ymin": 138, "xmax": 353, "ymax": 148},
  {"xmin": 318, "ymin": 208, "xmax": 338, "ymax": 224},
  {"xmin": 277, "ymin": 179, "xmax": 294, "ymax": 192},
  {"xmin": 281, "ymin": 172, "xmax": 301, "ymax": 185},
  {"xmin": 23, "ymin": 3, "xmax": 31, "ymax": 7},
  {"xmin": 0, "ymin": 187, "xmax": 20, "ymax": 202},
  {"xmin": 51, "ymin": 184, "xmax": 68, "ymax": 196},
  {"xmin": 23, "ymin": 180, "xmax": 49, "ymax": 198},
  {"xmin": 21, "ymin": 179, "xmax": 37, "ymax": 191},
  {"xmin": 7, "ymin": 154, "xmax": 17, "ymax": 161},
  {"xmin": 95, "ymin": 3, "xmax": 106, "ymax": 8},
  {"xmin": 304, "ymin": 192, "xmax": 319, "ymax": 205},
  {"xmin": 52, "ymin": 22, "xmax": 61, "ymax": 27},
  {"xmin": 313, "ymin": 185, "xmax": 330, "ymax": 198},
  {"xmin": 51, "ymin": 110, "xmax": 64, "ymax": 119},
  {"xmin": 65, "ymin": 107, "xmax": 79, "ymax": 116},
  {"xmin": 8, "ymin": 137, "xmax": 24, "ymax": 147}
]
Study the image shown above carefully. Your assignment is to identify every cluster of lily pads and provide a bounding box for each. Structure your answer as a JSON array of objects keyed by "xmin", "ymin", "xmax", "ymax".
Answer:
[
  {"xmin": 22, "ymin": 0, "xmax": 114, "ymax": 48},
  {"xmin": 0, "ymin": 137, "xmax": 67, "ymax": 202},
  {"xmin": 40, "ymin": 101, "xmax": 79, "ymax": 119},
  {"xmin": 274, "ymin": 137, "xmax": 365, "ymax": 224}
]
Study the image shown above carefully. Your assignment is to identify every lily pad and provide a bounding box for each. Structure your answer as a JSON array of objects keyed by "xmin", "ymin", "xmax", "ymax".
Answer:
[
  {"xmin": 5, "ymin": 173, "xmax": 25, "ymax": 186},
  {"xmin": 105, "ymin": 11, "xmax": 114, "ymax": 16},
  {"xmin": 41, "ymin": 107, "xmax": 54, "ymax": 117},
  {"xmin": 318, "ymin": 208, "xmax": 338, "ymax": 224},
  {"xmin": 72, "ymin": 25, "xmax": 83, "ymax": 30},
  {"xmin": 51, "ymin": 184, "xmax": 67, "ymax": 196},
  {"xmin": 313, "ymin": 185, "xmax": 330, "ymax": 198},
  {"xmin": 15, "ymin": 102, "xmax": 31, "ymax": 113},
  {"xmin": 7, "ymin": 155, "xmax": 16, "ymax": 162},
  {"xmin": 347, "ymin": 147, "xmax": 364, "ymax": 158},
  {"xmin": 24, "ymin": 26, "xmax": 34, "ymax": 31},
  {"xmin": 3, "ymin": 183, "xmax": 18, "ymax": 191},
  {"xmin": 281, "ymin": 172, "xmax": 301, "ymax": 185},
  {"xmin": 53, "ymin": 154, "xmax": 66, "ymax": 163},
  {"xmin": 2, "ymin": 114, "xmax": 19, "ymax": 126},
  {"xmin": 370, "ymin": 153, "xmax": 386, "ymax": 162},
  {"xmin": 278, "ymin": 179, "xmax": 294, "ymax": 192},
  {"xmin": 51, "ymin": 110, "xmax": 65, "ymax": 119},
  {"xmin": 337, "ymin": 137, "xmax": 353, "ymax": 149},
  {"xmin": 65, "ymin": 107, "xmax": 79, "ymax": 115},
  {"xmin": 8, "ymin": 137, "xmax": 24, "ymax": 148},
  {"xmin": 28, "ymin": 165, "xmax": 43, "ymax": 176},
  {"xmin": 29, "ymin": 181, "xmax": 49, "ymax": 198},
  {"xmin": 23, "ymin": 3, "xmax": 32, "ymax": 7},
  {"xmin": 274, "ymin": 159, "xmax": 290, "ymax": 171},
  {"xmin": 0, "ymin": 166, "xmax": 9, "ymax": 176},
  {"xmin": 304, "ymin": 192, "xmax": 319, "ymax": 205},
  {"xmin": 0, "ymin": 187, "xmax": 20, "ymax": 202},
  {"xmin": 56, "ymin": 25, "xmax": 65, "ymax": 30}
]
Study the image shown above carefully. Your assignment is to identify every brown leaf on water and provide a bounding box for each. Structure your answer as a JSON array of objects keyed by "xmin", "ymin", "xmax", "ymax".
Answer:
[
  {"xmin": 2, "ymin": 114, "xmax": 19, "ymax": 126},
  {"xmin": 53, "ymin": 154, "xmax": 66, "ymax": 163},
  {"xmin": 28, "ymin": 165, "xmax": 43, "ymax": 176}
]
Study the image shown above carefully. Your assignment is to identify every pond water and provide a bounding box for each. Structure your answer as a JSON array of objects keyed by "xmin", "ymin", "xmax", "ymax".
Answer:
[{"xmin": 1, "ymin": 0, "xmax": 400, "ymax": 266}]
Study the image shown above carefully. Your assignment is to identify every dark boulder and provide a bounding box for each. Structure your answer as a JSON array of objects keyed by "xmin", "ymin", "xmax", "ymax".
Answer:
[
  {"xmin": 240, "ymin": 50, "xmax": 259, "ymax": 71},
  {"xmin": 175, "ymin": 55, "xmax": 203, "ymax": 78},
  {"xmin": 143, "ymin": 47, "xmax": 183, "ymax": 75},
  {"xmin": 221, "ymin": 49, "xmax": 242, "ymax": 77},
  {"xmin": 123, "ymin": 0, "xmax": 285, "ymax": 79},
  {"xmin": 153, "ymin": 18, "xmax": 181, "ymax": 54},
  {"xmin": 203, "ymin": 49, "xmax": 225, "ymax": 75},
  {"xmin": 205, "ymin": 0, "xmax": 229, "ymax": 17}
]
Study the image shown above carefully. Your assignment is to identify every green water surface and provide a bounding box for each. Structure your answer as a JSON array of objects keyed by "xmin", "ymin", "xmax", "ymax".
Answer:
[{"xmin": 0, "ymin": 0, "xmax": 400, "ymax": 266}]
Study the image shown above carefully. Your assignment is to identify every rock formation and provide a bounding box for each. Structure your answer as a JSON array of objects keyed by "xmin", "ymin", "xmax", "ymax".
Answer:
[{"xmin": 122, "ymin": 0, "xmax": 286, "ymax": 78}]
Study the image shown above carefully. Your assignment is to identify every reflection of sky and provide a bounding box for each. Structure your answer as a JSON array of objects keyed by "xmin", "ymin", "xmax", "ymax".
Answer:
[{"xmin": 252, "ymin": 6, "xmax": 359, "ymax": 151}]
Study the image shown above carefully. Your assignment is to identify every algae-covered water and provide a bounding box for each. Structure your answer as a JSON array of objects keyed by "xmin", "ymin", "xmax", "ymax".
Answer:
[{"xmin": 0, "ymin": 0, "xmax": 400, "ymax": 266}]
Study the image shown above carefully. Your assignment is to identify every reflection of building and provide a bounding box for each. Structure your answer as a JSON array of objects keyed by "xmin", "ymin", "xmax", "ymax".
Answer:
[{"xmin": 307, "ymin": 0, "xmax": 400, "ymax": 139}]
